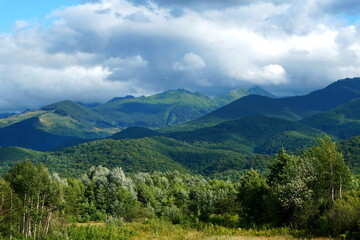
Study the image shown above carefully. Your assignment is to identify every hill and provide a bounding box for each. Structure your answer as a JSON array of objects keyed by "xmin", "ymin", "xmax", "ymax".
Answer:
[
  {"xmin": 300, "ymin": 98, "xmax": 360, "ymax": 139},
  {"xmin": 0, "ymin": 137, "xmax": 272, "ymax": 178},
  {"xmin": 109, "ymin": 126, "xmax": 163, "ymax": 140},
  {"xmin": 164, "ymin": 78, "xmax": 360, "ymax": 132},
  {"xmin": 0, "ymin": 146, "xmax": 43, "ymax": 174},
  {"xmin": 213, "ymin": 86, "xmax": 275, "ymax": 107},
  {"xmin": 337, "ymin": 136, "xmax": 360, "ymax": 174},
  {"xmin": 166, "ymin": 115, "xmax": 323, "ymax": 154},
  {"xmin": 0, "ymin": 87, "xmax": 276, "ymax": 150},
  {"xmin": 0, "ymin": 117, "xmax": 84, "ymax": 151},
  {"xmin": 108, "ymin": 115, "xmax": 323, "ymax": 155},
  {"xmin": 94, "ymin": 89, "xmax": 218, "ymax": 128}
]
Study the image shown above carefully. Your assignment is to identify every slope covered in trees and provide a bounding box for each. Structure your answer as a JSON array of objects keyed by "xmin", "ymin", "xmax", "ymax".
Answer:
[
  {"xmin": 29, "ymin": 137, "xmax": 273, "ymax": 178},
  {"xmin": 0, "ymin": 87, "xmax": 269, "ymax": 150},
  {"xmin": 0, "ymin": 136, "xmax": 358, "ymax": 240},
  {"xmin": 166, "ymin": 115, "xmax": 323, "ymax": 154},
  {"xmin": 165, "ymin": 77, "xmax": 360, "ymax": 132},
  {"xmin": 301, "ymin": 98, "xmax": 360, "ymax": 139}
]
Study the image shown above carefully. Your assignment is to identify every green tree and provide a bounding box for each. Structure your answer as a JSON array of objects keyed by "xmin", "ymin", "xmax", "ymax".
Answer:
[
  {"xmin": 237, "ymin": 169, "xmax": 268, "ymax": 226},
  {"xmin": 305, "ymin": 134, "xmax": 352, "ymax": 202},
  {"xmin": 4, "ymin": 160, "xmax": 63, "ymax": 239}
]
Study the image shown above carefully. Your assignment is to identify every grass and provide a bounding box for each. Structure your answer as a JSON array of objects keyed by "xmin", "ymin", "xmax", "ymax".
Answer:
[{"xmin": 45, "ymin": 219, "xmax": 333, "ymax": 240}]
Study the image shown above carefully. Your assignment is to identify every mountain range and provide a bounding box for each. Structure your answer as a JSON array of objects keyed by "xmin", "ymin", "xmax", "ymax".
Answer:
[
  {"xmin": 0, "ymin": 86, "xmax": 274, "ymax": 150},
  {"xmin": 1, "ymin": 78, "xmax": 360, "ymax": 177}
]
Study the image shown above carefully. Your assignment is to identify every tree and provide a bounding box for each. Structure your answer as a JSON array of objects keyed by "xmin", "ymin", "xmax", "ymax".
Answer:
[
  {"xmin": 305, "ymin": 134, "xmax": 352, "ymax": 202},
  {"xmin": 0, "ymin": 178, "xmax": 20, "ymax": 238},
  {"xmin": 4, "ymin": 160, "xmax": 63, "ymax": 239},
  {"xmin": 237, "ymin": 169, "xmax": 268, "ymax": 226}
]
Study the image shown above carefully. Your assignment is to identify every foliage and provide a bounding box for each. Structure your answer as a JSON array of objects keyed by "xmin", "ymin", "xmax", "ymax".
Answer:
[{"xmin": 0, "ymin": 134, "xmax": 359, "ymax": 239}]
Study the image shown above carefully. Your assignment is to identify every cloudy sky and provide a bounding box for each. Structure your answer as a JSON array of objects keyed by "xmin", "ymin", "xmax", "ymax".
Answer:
[{"xmin": 1, "ymin": 0, "xmax": 360, "ymax": 112}]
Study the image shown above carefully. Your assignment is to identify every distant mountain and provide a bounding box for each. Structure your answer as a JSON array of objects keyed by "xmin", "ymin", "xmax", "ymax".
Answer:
[
  {"xmin": 213, "ymin": 86, "xmax": 275, "ymax": 107},
  {"xmin": 300, "ymin": 98, "xmax": 360, "ymax": 139},
  {"xmin": 248, "ymin": 86, "xmax": 276, "ymax": 98},
  {"xmin": 0, "ymin": 117, "xmax": 84, "ymax": 151},
  {"xmin": 0, "ymin": 88, "xmax": 245, "ymax": 150},
  {"xmin": 107, "ymin": 95, "xmax": 135, "ymax": 103},
  {"xmin": 165, "ymin": 78, "xmax": 360, "ymax": 132},
  {"xmin": 94, "ymin": 89, "xmax": 218, "ymax": 128},
  {"xmin": 76, "ymin": 102, "xmax": 102, "ymax": 108},
  {"xmin": 0, "ymin": 112, "xmax": 16, "ymax": 119}
]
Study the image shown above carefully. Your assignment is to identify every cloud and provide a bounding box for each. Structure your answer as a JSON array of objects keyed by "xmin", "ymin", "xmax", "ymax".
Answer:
[
  {"xmin": 241, "ymin": 64, "xmax": 289, "ymax": 85},
  {"xmin": 0, "ymin": 0, "xmax": 360, "ymax": 111},
  {"xmin": 173, "ymin": 52, "xmax": 206, "ymax": 72}
]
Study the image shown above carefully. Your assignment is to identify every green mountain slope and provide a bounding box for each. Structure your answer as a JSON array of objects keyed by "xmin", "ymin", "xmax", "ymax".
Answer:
[
  {"xmin": 109, "ymin": 126, "xmax": 163, "ymax": 140},
  {"xmin": 167, "ymin": 115, "xmax": 323, "ymax": 154},
  {"xmin": 94, "ymin": 89, "xmax": 218, "ymax": 128},
  {"xmin": 0, "ymin": 87, "xmax": 275, "ymax": 150},
  {"xmin": 0, "ymin": 146, "xmax": 43, "ymax": 174},
  {"xmin": 300, "ymin": 98, "xmax": 360, "ymax": 139},
  {"xmin": 337, "ymin": 136, "xmax": 360, "ymax": 174},
  {"xmin": 0, "ymin": 117, "xmax": 84, "ymax": 151},
  {"xmin": 213, "ymin": 86, "xmax": 275, "ymax": 107},
  {"xmin": 165, "ymin": 78, "xmax": 360, "ymax": 132},
  {"xmin": 0, "ymin": 137, "xmax": 272, "ymax": 178}
]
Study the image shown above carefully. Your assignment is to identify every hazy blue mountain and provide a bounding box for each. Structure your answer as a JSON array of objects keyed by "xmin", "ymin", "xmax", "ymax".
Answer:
[{"xmin": 248, "ymin": 86, "xmax": 276, "ymax": 98}]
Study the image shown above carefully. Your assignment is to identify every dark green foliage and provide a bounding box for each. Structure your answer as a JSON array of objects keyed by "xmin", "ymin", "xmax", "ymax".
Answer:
[
  {"xmin": 301, "ymin": 98, "xmax": 360, "ymax": 139},
  {"xmin": 337, "ymin": 136, "xmax": 360, "ymax": 174},
  {"xmin": 237, "ymin": 169, "xmax": 269, "ymax": 226},
  {"xmin": 109, "ymin": 126, "xmax": 163, "ymax": 140},
  {"xmin": 168, "ymin": 115, "xmax": 323, "ymax": 154},
  {"xmin": 1, "ymin": 135, "xmax": 359, "ymax": 240},
  {"xmin": 2, "ymin": 161, "xmax": 66, "ymax": 239},
  {"xmin": 0, "ymin": 146, "xmax": 42, "ymax": 167},
  {"xmin": 24, "ymin": 137, "xmax": 272, "ymax": 177},
  {"xmin": 0, "ymin": 117, "xmax": 83, "ymax": 151}
]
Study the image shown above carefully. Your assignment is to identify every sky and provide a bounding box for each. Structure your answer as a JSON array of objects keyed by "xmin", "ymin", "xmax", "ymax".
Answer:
[{"xmin": 1, "ymin": 0, "xmax": 360, "ymax": 112}]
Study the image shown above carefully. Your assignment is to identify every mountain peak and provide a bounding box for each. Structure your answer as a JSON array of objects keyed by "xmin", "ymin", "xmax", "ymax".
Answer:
[
  {"xmin": 248, "ymin": 86, "xmax": 276, "ymax": 98},
  {"xmin": 107, "ymin": 95, "xmax": 135, "ymax": 103}
]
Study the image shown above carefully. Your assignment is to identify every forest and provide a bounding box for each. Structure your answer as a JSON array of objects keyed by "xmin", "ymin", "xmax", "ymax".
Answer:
[{"xmin": 0, "ymin": 135, "xmax": 359, "ymax": 239}]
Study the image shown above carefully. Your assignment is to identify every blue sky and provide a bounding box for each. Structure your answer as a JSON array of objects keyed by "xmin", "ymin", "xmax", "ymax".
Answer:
[
  {"xmin": 0, "ymin": 0, "xmax": 80, "ymax": 31},
  {"xmin": 1, "ymin": 0, "xmax": 360, "ymax": 111}
]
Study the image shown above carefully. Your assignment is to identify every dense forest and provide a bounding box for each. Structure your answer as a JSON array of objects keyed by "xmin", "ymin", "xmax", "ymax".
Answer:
[{"xmin": 0, "ymin": 135, "xmax": 359, "ymax": 239}]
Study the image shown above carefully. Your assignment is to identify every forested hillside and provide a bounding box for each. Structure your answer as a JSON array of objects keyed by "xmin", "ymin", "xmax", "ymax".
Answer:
[
  {"xmin": 165, "ymin": 78, "xmax": 360, "ymax": 132},
  {"xmin": 0, "ymin": 87, "xmax": 268, "ymax": 150},
  {"xmin": 0, "ymin": 135, "xmax": 358, "ymax": 239}
]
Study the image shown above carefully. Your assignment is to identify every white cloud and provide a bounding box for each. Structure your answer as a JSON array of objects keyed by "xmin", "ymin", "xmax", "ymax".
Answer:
[
  {"xmin": 242, "ymin": 64, "xmax": 289, "ymax": 85},
  {"xmin": 173, "ymin": 52, "xmax": 206, "ymax": 72},
  {"xmin": 1, "ymin": 0, "xmax": 360, "ymax": 110}
]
